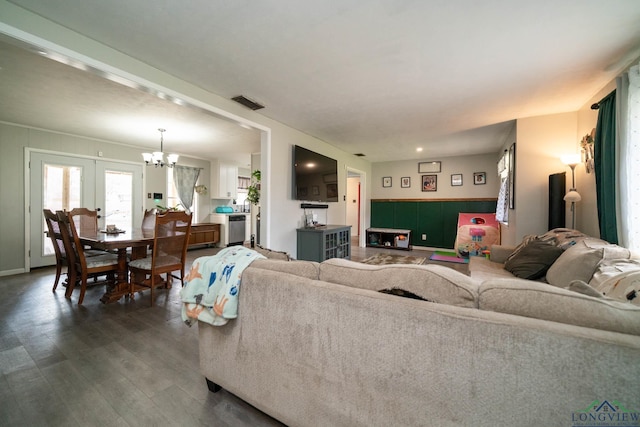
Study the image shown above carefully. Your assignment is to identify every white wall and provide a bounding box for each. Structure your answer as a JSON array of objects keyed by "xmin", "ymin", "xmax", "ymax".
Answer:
[
  {"xmin": 258, "ymin": 120, "xmax": 371, "ymax": 256},
  {"xmin": 514, "ymin": 113, "xmax": 579, "ymax": 241},
  {"xmin": 372, "ymin": 154, "xmax": 500, "ymax": 199}
]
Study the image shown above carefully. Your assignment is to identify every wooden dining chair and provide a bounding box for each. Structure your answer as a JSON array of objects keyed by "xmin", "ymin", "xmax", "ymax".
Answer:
[
  {"xmin": 141, "ymin": 208, "xmax": 157, "ymax": 231},
  {"xmin": 43, "ymin": 209, "xmax": 68, "ymax": 291},
  {"xmin": 67, "ymin": 207, "xmax": 99, "ymax": 233},
  {"xmin": 67, "ymin": 207, "xmax": 105, "ymax": 256},
  {"xmin": 56, "ymin": 211, "xmax": 119, "ymax": 305},
  {"xmin": 128, "ymin": 211, "xmax": 192, "ymax": 306}
]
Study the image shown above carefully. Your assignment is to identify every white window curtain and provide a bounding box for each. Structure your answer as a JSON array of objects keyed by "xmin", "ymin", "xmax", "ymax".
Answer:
[
  {"xmin": 496, "ymin": 177, "xmax": 509, "ymax": 223},
  {"xmin": 173, "ymin": 165, "xmax": 201, "ymax": 213},
  {"xmin": 619, "ymin": 61, "xmax": 640, "ymax": 251},
  {"xmin": 495, "ymin": 150, "xmax": 509, "ymax": 223}
]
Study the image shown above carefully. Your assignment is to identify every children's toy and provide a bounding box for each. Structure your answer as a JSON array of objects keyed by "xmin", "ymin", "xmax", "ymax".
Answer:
[{"xmin": 454, "ymin": 213, "xmax": 500, "ymax": 258}]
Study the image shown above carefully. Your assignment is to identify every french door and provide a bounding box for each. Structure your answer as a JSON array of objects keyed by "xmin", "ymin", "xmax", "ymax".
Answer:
[{"xmin": 29, "ymin": 152, "xmax": 143, "ymax": 268}]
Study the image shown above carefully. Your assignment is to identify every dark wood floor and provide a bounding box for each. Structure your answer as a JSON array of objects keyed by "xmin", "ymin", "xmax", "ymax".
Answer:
[{"xmin": 0, "ymin": 242, "xmax": 466, "ymax": 426}]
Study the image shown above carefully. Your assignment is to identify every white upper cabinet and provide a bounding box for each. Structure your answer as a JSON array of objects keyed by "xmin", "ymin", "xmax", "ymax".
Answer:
[{"xmin": 210, "ymin": 159, "xmax": 238, "ymax": 199}]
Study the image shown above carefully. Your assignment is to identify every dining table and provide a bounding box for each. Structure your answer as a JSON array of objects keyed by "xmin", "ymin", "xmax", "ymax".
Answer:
[{"xmin": 78, "ymin": 228, "xmax": 154, "ymax": 303}]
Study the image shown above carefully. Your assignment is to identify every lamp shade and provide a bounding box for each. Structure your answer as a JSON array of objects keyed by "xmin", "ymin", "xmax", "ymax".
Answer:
[
  {"xmin": 167, "ymin": 153, "xmax": 179, "ymax": 165},
  {"xmin": 561, "ymin": 154, "xmax": 581, "ymax": 166},
  {"xmin": 564, "ymin": 190, "xmax": 582, "ymax": 202}
]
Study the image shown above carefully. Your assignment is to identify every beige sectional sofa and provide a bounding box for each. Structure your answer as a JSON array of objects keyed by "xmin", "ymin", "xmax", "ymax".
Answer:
[{"xmin": 198, "ymin": 240, "xmax": 640, "ymax": 426}]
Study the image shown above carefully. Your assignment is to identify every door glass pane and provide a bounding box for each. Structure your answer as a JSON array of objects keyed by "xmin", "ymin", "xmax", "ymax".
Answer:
[
  {"xmin": 42, "ymin": 164, "xmax": 81, "ymax": 256},
  {"xmin": 104, "ymin": 170, "xmax": 133, "ymax": 231}
]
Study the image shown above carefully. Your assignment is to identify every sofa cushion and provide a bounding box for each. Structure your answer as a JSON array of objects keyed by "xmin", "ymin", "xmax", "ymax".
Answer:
[
  {"xmin": 319, "ymin": 258, "xmax": 478, "ymax": 308},
  {"xmin": 254, "ymin": 244, "xmax": 292, "ymax": 261},
  {"xmin": 479, "ymin": 279, "xmax": 640, "ymax": 336},
  {"xmin": 545, "ymin": 239, "xmax": 630, "ymax": 288},
  {"xmin": 504, "ymin": 238, "xmax": 563, "ymax": 280},
  {"xmin": 566, "ymin": 280, "xmax": 605, "ymax": 298},
  {"xmin": 469, "ymin": 256, "xmax": 515, "ymax": 282},
  {"xmin": 248, "ymin": 259, "xmax": 319, "ymax": 280},
  {"xmin": 566, "ymin": 279, "xmax": 640, "ymax": 306}
]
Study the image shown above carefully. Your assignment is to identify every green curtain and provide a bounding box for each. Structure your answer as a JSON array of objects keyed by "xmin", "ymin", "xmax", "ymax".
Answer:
[{"xmin": 594, "ymin": 90, "xmax": 618, "ymax": 243}]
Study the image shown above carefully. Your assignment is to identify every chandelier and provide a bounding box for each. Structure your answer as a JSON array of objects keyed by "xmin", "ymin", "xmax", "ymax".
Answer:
[{"xmin": 142, "ymin": 128, "xmax": 179, "ymax": 167}]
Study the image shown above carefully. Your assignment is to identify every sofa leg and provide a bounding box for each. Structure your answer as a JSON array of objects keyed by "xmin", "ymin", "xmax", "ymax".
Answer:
[{"xmin": 206, "ymin": 378, "xmax": 222, "ymax": 393}]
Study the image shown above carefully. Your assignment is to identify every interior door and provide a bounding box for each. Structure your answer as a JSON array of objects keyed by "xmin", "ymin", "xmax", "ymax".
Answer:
[{"xmin": 29, "ymin": 152, "xmax": 95, "ymax": 268}]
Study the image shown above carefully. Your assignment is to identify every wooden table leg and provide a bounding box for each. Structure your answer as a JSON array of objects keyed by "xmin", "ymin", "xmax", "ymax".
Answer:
[{"xmin": 100, "ymin": 247, "xmax": 133, "ymax": 304}]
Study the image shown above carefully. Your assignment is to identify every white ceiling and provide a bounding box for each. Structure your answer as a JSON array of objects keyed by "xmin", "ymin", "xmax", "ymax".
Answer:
[{"xmin": 2, "ymin": 0, "xmax": 640, "ymax": 163}]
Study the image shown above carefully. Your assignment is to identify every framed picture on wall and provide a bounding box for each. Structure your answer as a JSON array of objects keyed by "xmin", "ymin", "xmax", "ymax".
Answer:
[
  {"xmin": 401, "ymin": 177, "xmax": 411, "ymax": 188},
  {"xmin": 326, "ymin": 183, "xmax": 338, "ymax": 198},
  {"xmin": 382, "ymin": 176, "xmax": 392, "ymax": 188},
  {"xmin": 422, "ymin": 174, "xmax": 437, "ymax": 191},
  {"xmin": 473, "ymin": 172, "xmax": 486, "ymax": 185},
  {"xmin": 418, "ymin": 161, "xmax": 441, "ymax": 173},
  {"xmin": 451, "ymin": 174, "xmax": 463, "ymax": 186}
]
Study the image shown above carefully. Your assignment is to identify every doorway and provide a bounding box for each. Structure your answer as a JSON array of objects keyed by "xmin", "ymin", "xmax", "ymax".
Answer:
[
  {"xmin": 29, "ymin": 151, "xmax": 143, "ymax": 268},
  {"xmin": 346, "ymin": 168, "xmax": 366, "ymax": 247}
]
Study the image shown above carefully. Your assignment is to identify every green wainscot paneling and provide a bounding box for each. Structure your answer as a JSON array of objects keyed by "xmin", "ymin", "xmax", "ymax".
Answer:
[
  {"xmin": 416, "ymin": 201, "xmax": 443, "ymax": 247},
  {"xmin": 393, "ymin": 202, "xmax": 418, "ymax": 232},
  {"xmin": 370, "ymin": 202, "xmax": 395, "ymax": 228},
  {"xmin": 370, "ymin": 200, "xmax": 497, "ymax": 249}
]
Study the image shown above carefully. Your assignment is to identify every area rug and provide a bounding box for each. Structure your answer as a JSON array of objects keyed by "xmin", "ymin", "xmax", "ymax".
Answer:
[
  {"xmin": 361, "ymin": 253, "xmax": 427, "ymax": 265},
  {"xmin": 429, "ymin": 250, "xmax": 469, "ymax": 264}
]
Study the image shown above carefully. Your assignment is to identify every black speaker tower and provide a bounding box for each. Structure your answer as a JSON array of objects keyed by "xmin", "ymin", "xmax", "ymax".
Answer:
[{"xmin": 548, "ymin": 172, "xmax": 566, "ymax": 230}]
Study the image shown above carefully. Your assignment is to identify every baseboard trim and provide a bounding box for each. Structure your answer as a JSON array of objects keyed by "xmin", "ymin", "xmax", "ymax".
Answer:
[{"xmin": 0, "ymin": 268, "xmax": 26, "ymax": 277}]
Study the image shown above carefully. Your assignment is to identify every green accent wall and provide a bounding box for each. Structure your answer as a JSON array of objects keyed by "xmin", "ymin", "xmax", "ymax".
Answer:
[{"xmin": 371, "ymin": 200, "xmax": 497, "ymax": 249}]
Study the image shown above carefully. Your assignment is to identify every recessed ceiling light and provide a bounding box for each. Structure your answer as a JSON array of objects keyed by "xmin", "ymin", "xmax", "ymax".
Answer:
[{"xmin": 416, "ymin": 147, "xmax": 423, "ymax": 152}]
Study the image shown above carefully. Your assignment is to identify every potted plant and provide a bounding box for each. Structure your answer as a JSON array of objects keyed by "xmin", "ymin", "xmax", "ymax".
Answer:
[{"xmin": 246, "ymin": 169, "xmax": 261, "ymax": 206}]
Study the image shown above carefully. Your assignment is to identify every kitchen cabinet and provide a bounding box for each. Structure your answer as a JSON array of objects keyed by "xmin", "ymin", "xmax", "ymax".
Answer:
[{"xmin": 210, "ymin": 160, "xmax": 238, "ymax": 199}]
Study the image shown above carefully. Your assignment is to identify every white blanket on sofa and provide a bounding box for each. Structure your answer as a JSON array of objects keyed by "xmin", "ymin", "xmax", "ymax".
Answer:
[{"xmin": 180, "ymin": 246, "xmax": 265, "ymax": 326}]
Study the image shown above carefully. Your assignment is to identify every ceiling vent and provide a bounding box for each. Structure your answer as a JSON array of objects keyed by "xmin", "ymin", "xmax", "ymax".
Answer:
[
  {"xmin": 354, "ymin": 153, "xmax": 366, "ymax": 157},
  {"xmin": 232, "ymin": 95, "xmax": 265, "ymax": 110}
]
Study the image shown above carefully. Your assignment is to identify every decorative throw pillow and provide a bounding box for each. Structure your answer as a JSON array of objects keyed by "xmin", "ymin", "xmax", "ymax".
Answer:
[
  {"xmin": 546, "ymin": 239, "xmax": 630, "ymax": 288},
  {"xmin": 504, "ymin": 238, "xmax": 563, "ymax": 280},
  {"xmin": 506, "ymin": 234, "xmax": 537, "ymax": 262}
]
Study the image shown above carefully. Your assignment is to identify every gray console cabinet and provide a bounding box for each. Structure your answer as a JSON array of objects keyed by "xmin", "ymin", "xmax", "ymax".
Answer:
[{"xmin": 296, "ymin": 225, "xmax": 351, "ymax": 262}]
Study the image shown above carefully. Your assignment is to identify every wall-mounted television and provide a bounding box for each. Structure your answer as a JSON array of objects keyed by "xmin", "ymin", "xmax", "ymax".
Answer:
[{"xmin": 293, "ymin": 145, "xmax": 338, "ymax": 202}]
